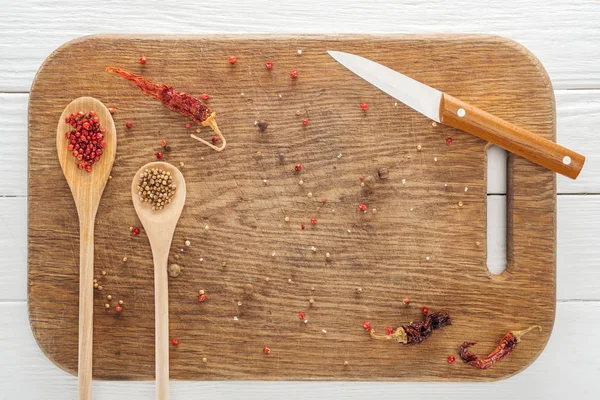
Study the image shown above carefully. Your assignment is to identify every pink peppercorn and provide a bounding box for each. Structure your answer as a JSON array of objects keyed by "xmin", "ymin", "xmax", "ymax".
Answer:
[
  {"xmin": 385, "ymin": 327, "xmax": 394, "ymax": 335},
  {"xmin": 403, "ymin": 298, "xmax": 411, "ymax": 305},
  {"xmin": 115, "ymin": 306, "xmax": 123, "ymax": 313},
  {"xmin": 132, "ymin": 227, "xmax": 140, "ymax": 236},
  {"xmin": 299, "ymin": 312, "xmax": 305, "ymax": 320},
  {"xmin": 446, "ymin": 137, "xmax": 453, "ymax": 146},
  {"xmin": 171, "ymin": 338, "xmax": 179, "ymax": 346},
  {"xmin": 140, "ymin": 56, "xmax": 147, "ymax": 64},
  {"xmin": 198, "ymin": 294, "xmax": 207, "ymax": 302},
  {"xmin": 107, "ymin": 107, "xmax": 115, "ymax": 114},
  {"xmin": 310, "ymin": 218, "xmax": 317, "ymax": 225},
  {"xmin": 291, "ymin": 70, "xmax": 299, "ymax": 78},
  {"xmin": 302, "ymin": 119, "xmax": 309, "ymax": 125},
  {"xmin": 263, "ymin": 346, "xmax": 271, "ymax": 355},
  {"xmin": 125, "ymin": 121, "xmax": 132, "ymax": 129},
  {"xmin": 229, "ymin": 56, "xmax": 237, "ymax": 64},
  {"xmin": 422, "ymin": 306, "xmax": 429, "ymax": 315},
  {"xmin": 295, "ymin": 164, "xmax": 302, "ymax": 171},
  {"xmin": 360, "ymin": 102, "xmax": 369, "ymax": 110},
  {"xmin": 447, "ymin": 355, "xmax": 456, "ymax": 364},
  {"xmin": 185, "ymin": 123, "xmax": 191, "ymax": 129},
  {"xmin": 212, "ymin": 136, "xmax": 219, "ymax": 143},
  {"xmin": 358, "ymin": 203, "xmax": 367, "ymax": 211},
  {"xmin": 201, "ymin": 93, "xmax": 210, "ymax": 100},
  {"xmin": 362, "ymin": 321, "xmax": 371, "ymax": 331},
  {"xmin": 265, "ymin": 62, "xmax": 273, "ymax": 70},
  {"xmin": 156, "ymin": 152, "xmax": 163, "ymax": 159}
]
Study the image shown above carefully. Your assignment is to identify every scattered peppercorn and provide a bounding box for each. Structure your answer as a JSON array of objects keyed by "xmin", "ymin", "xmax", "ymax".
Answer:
[
  {"xmin": 125, "ymin": 121, "xmax": 133, "ymax": 129},
  {"xmin": 137, "ymin": 167, "xmax": 177, "ymax": 211},
  {"xmin": 310, "ymin": 218, "xmax": 317, "ymax": 225},
  {"xmin": 386, "ymin": 327, "xmax": 394, "ymax": 335},
  {"xmin": 228, "ymin": 56, "xmax": 237, "ymax": 64},
  {"xmin": 295, "ymin": 164, "xmax": 302, "ymax": 171},
  {"xmin": 139, "ymin": 56, "xmax": 147, "ymax": 64},
  {"xmin": 104, "ymin": 303, "xmax": 110, "ymax": 309},
  {"xmin": 257, "ymin": 120, "xmax": 268, "ymax": 132},
  {"xmin": 265, "ymin": 62, "xmax": 273, "ymax": 70},
  {"xmin": 299, "ymin": 312, "xmax": 305, "ymax": 320},
  {"xmin": 201, "ymin": 93, "xmax": 210, "ymax": 100},
  {"xmin": 422, "ymin": 306, "xmax": 429, "ymax": 315},
  {"xmin": 403, "ymin": 298, "xmax": 411, "ymax": 305},
  {"xmin": 302, "ymin": 119, "xmax": 309, "ymax": 125},
  {"xmin": 300, "ymin": 224, "xmax": 305, "ymax": 230},
  {"xmin": 446, "ymin": 137, "xmax": 453, "ymax": 146},
  {"xmin": 155, "ymin": 152, "xmax": 163, "ymax": 159},
  {"xmin": 198, "ymin": 294, "xmax": 207, "ymax": 302},
  {"xmin": 447, "ymin": 355, "xmax": 456, "ymax": 364},
  {"xmin": 185, "ymin": 122, "xmax": 191, "ymax": 129},
  {"xmin": 107, "ymin": 107, "xmax": 115, "ymax": 114},
  {"xmin": 132, "ymin": 227, "xmax": 140, "ymax": 236},
  {"xmin": 171, "ymin": 338, "xmax": 179, "ymax": 346},
  {"xmin": 116, "ymin": 306, "xmax": 123, "ymax": 313},
  {"xmin": 168, "ymin": 263, "xmax": 181, "ymax": 277},
  {"xmin": 212, "ymin": 135, "xmax": 219, "ymax": 143},
  {"xmin": 358, "ymin": 203, "xmax": 368, "ymax": 211},
  {"xmin": 263, "ymin": 346, "xmax": 271, "ymax": 355},
  {"xmin": 362, "ymin": 321, "xmax": 371, "ymax": 331},
  {"xmin": 290, "ymin": 70, "xmax": 299, "ymax": 78},
  {"xmin": 360, "ymin": 102, "xmax": 369, "ymax": 110}
]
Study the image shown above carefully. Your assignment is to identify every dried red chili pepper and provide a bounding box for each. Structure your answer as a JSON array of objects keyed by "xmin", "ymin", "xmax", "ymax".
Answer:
[
  {"xmin": 459, "ymin": 325, "xmax": 541, "ymax": 370},
  {"xmin": 368, "ymin": 310, "xmax": 451, "ymax": 344},
  {"xmin": 106, "ymin": 67, "xmax": 226, "ymax": 151}
]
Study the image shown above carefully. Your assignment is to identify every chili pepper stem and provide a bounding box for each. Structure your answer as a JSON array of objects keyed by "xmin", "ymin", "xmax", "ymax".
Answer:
[
  {"xmin": 369, "ymin": 328, "xmax": 408, "ymax": 344},
  {"xmin": 191, "ymin": 112, "xmax": 226, "ymax": 152},
  {"xmin": 512, "ymin": 325, "xmax": 542, "ymax": 341}
]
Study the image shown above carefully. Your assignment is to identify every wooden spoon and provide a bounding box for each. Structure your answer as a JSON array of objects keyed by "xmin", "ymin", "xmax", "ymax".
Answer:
[
  {"xmin": 131, "ymin": 162, "xmax": 186, "ymax": 400},
  {"xmin": 56, "ymin": 97, "xmax": 117, "ymax": 400}
]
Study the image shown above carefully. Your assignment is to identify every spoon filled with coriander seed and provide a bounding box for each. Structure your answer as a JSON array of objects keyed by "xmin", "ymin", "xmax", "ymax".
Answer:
[{"xmin": 131, "ymin": 162, "xmax": 186, "ymax": 400}]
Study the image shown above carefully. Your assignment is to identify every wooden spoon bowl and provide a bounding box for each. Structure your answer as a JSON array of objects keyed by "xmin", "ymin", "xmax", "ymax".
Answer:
[
  {"xmin": 131, "ymin": 161, "xmax": 186, "ymax": 400},
  {"xmin": 56, "ymin": 97, "xmax": 116, "ymax": 400}
]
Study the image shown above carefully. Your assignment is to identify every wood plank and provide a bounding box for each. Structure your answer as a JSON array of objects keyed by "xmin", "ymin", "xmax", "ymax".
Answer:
[
  {"xmin": 2, "ymin": 300, "xmax": 598, "ymax": 399},
  {"xmin": 5, "ymin": 194, "xmax": 600, "ymax": 301},
  {"xmin": 0, "ymin": 1, "xmax": 599, "ymax": 91},
  {"xmin": 556, "ymin": 90, "xmax": 600, "ymax": 193},
  {"xmin": 0, "ymin": 94, "xmax": 28, "ymax": 196},
  {"xmin": 4, "ymin": 90, "xmax": 600, "ymax": 198},
  {"xmin": 27, "ymin": 35, "xmax": 557, "ymax": 381}
]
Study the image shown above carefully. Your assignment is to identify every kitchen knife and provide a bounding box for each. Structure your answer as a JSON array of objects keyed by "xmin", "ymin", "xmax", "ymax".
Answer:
[{"xmin": 327, "ymin": 50, "xmax": 585, "ymax": 179}]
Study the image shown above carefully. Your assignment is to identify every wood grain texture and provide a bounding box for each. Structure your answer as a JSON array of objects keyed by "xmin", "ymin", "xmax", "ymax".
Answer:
[
  {"xmin": 5, "ymin": 301, "xmax": 600, "ymax": 399},
  {"xmin": 28, "ymin": 35, "xmax": 556, "ymax": 381},
  {"xmin": 2, "ymin": 0, "xmax": 600, "ymax": 92}
]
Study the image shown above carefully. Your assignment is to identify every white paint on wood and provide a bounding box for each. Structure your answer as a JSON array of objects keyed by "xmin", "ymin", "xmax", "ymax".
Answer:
[
  {"xmin": 1, "ymin": 301, "xmax": 598, "ymax": 399},
  {"xmin": 4, "ymin": 195, "xmax": 600, "ymax": 301},
  {"xmin": 2, "ymin": 92, "xmax": 599, "ymax": 198},
  {"xmin": 0, "ymin": 1, "xmax": 599, "ymax": 92}
]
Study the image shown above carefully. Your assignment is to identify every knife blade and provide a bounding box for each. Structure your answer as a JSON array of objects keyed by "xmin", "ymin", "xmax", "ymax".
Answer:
[{"xmin": 327, "ymin": 50, "xmax": 585, "ymax": 179}]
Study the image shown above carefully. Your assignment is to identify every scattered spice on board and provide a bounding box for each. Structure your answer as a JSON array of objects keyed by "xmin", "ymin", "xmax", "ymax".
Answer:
[
  {"xmin": 366, "ymin": 310, "xmax": 451, "ymax": 345},
  {"xmin": 228, "ymin": 56, "xmax": 237, "ymax": 64},
  {"xmin": 64, "ymin": 110, "xmax": 107, "ymax": 172},
  {"xmin": 168, "ymin": 263, "xmax": 181, "ymax": 277},
  {"xmin": 106, "ymin": 67, "xmax": 226, "ymax": 151},
  {"xmin": 459, "ymin": 326, "xmax": 541, "ymax": 370},
  {"xmin": 136, "ymin": 168, "xmax": 177, "ymax": 210}
]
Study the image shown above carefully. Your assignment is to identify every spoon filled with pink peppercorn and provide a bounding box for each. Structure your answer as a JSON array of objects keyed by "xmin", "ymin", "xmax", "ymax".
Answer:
[{"xmin": 56, "ymin": 97, "xmax": 116, "ymax": 400}]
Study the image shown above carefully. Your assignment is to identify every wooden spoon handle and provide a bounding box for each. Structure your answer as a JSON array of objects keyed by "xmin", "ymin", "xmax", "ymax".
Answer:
[
  {"xmin": 439, "ymin": 93, "xmax": 585, "ymax": 179},
  {"xmin": 78, "ymin": 216, "xmax": 95, "ymax": 400},
  {"xmin": 152, "ymin": 250, "xmax": 170, "ymax": 400}
]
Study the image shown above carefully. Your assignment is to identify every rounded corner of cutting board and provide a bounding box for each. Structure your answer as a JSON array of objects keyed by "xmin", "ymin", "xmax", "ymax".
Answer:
[{"xmin": 27, "ymin": 300, "xmax": 78, "ymax": 378}]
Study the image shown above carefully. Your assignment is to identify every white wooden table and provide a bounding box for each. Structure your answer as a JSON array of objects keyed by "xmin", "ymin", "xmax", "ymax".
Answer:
[{"xmin": 1, "ymin": 1, "xmax": 599, "ymax": 398}]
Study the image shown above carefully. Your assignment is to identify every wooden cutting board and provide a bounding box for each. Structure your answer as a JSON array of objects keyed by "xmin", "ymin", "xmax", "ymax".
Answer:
[{"xmin": 28, "ymin": 35, "xmax": 556, "ymax": 382}]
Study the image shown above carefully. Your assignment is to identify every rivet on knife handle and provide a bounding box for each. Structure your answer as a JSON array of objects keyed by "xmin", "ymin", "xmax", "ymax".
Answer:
[{"xmin": 439, "ymin": 93, "xmax": 585, "ymax": 179}]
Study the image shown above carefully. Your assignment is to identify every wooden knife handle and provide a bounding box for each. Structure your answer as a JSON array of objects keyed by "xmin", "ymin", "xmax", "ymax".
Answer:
[{"xmin": 439, "ymin": 93, "xmax": 585, "ymax": 179}]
